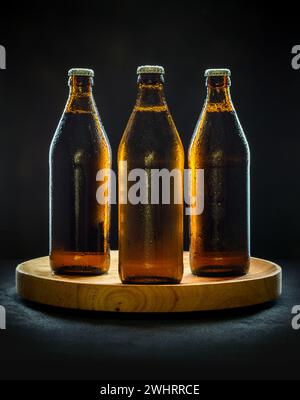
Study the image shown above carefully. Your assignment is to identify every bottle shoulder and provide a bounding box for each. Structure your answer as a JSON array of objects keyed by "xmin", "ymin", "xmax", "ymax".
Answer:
[
  {"xmin": 52, "ymin": 112, "xmax": 109, "ymax": 142},
  {"xmin": 50, "ymin": 112, "xmax": 111, "ymax": 161},
  {"xmin": 189, "ymin": 110, "xmax": 250, "ymax": 165},
  {"xmin": 118, "ymin": 109, "xmax": 184, "ymax": 164}
]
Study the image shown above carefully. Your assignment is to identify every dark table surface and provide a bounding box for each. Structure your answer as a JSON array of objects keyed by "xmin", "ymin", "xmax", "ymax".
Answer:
[{"xmin": 0, "ymin": 258, "xmax": 299, "ymax": 380}]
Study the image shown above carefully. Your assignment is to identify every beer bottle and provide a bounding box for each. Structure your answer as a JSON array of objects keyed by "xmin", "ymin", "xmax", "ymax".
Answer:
[
  {"xmin": 118, "ymin": 65, "xmax": 184, "ymax": 284},
  {"xmin": 49, "ymin": 68, "xmax": 111, "ymax": 275},
  {"xmin": 189, "ymin": 69, "xmax": 250, "ymax": 276}
]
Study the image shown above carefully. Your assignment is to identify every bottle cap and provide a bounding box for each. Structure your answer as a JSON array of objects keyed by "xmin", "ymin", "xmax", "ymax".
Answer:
[
  {"xmin": 205, "ymin": 68, "xmax": 231, "ymax": 77},
  {"xmin": 137, "ymin": 65, "xmax": 165, "ymax": 75},
  {"xmin": 68, "ymin": 68, "xmax": 94, "ymax": 77}
]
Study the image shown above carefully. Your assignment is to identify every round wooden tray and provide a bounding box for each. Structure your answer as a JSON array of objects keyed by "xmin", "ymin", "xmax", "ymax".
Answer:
[{"xmin": 16, "ymin": 251, "xmax": 282, "ymax": 313}]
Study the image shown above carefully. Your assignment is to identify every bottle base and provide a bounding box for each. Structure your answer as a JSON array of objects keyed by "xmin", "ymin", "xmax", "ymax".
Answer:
[
  {"xmin": 50, "ymin": 251, "xmax": 110, "ymax": 276},
  {"xmin": 120, "ymin": 276, "xmax": 182, "ymax": 285},
  {"xmin": 190, "ymin": 253, "xmax": 250, "ymax": 277},
  {"xmin": 52, "ymin": 266, "xmax": 107, "ymax": 276},
  {"xmin": 192, "ymin": 266, "xmax": 248, "ymax": 277}
]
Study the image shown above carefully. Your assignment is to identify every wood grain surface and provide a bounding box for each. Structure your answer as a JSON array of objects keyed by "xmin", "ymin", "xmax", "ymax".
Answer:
[{"xmin": 16, "ymin": 251, "xmax": 282, "ymax": 313}]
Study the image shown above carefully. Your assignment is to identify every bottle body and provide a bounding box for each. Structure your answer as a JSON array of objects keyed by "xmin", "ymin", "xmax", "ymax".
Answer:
[
  {"xmin": 49, "ymin": 70, "xmax": 111, "ymax": 275},
  {"xmin": 118, "ymin": 68, "xmax": 184, "ymax": 284},
  {"xmin": 189, "ymin": 70, "xmax": 250, "ymax": 276}
]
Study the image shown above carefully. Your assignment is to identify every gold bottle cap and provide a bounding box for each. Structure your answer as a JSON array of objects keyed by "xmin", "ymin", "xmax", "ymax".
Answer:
[
  {"xmin": 68, "ymin": 68, "xmax": 94, "ymax": 77},
  {"xmin": 137, "ymin": 65, "xmax": 165, "ymax": 75},
  {"xmin": 205, "ymin": 68, "xmax": 231, "ymax": 77}
]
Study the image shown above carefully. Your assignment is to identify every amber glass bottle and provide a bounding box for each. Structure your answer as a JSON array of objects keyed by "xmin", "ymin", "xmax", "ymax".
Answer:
[
  {"xmin": 189, "ymin": 69, "xmax": 250, "ymax": 276},
  {"xmin": 49, "ymin": 68, "xmax": 111, "ymax": 275},
  {"xmin": 118, "ymin": 65, "xmax": 184, "ymax": 284}
]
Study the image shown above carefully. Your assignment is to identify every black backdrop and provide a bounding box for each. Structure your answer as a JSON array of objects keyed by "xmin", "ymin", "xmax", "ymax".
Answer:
[{"xmin": 0, "ymin": 1, "xmax": 299, "ymax": 260}]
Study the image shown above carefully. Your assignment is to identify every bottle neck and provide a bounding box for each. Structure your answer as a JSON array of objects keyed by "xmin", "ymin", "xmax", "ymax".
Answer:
[
  {"xmin": 205, "ymin": 75, "xmax": 233, "ymax": 112},
  {"xmin": 66, "ymin": 75, "xmax": 96, "ymax": 113},
  {"xmin": 135, "ymin": 73, "xmax": 167, "ymax": 111}
]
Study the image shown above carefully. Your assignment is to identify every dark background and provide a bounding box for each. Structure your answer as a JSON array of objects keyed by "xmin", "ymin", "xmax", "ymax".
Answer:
[
  {"xmin": 0, "ymin": 0, "xmax": 299, "ymax": 260},
  {"xmin": 1, "ymin": 0, "xmax": 300, "ymax": 383}
]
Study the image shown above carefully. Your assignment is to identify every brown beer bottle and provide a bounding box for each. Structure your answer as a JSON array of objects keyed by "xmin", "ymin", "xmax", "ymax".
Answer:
[
  {"xmin": 118, "ymin": 65, "xmax": 184, "ymax": 284},
  {"xmin": 49, "ymin": 68, "xmax": 111, "ymax": 275},
  {"xmin": 189, "ymin": 69, "xmax": 250, "ymax": 276}
]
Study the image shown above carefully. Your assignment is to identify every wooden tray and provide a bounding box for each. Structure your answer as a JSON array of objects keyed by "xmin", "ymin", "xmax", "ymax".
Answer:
[{"xmin": 16, "ymin": 251, "xmax": 282, "ymax": 313}]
